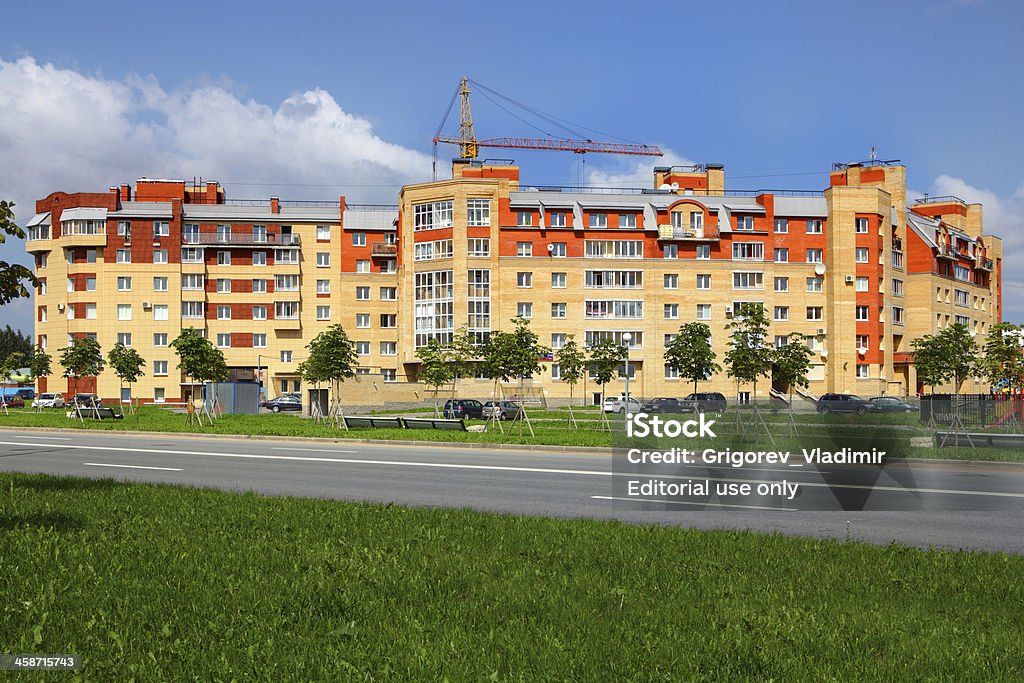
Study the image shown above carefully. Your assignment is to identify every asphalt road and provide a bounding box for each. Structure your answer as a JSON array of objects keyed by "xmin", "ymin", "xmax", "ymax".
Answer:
[{"xmin": 1, "ymin": 429, "xmax": 1023, "ymax": 554}]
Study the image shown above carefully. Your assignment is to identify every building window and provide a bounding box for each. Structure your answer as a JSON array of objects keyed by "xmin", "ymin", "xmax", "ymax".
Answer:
[
  {"xmin": 356, "ymin": 314, "xmax": 370, "ymax": 328},
  {"xmin": 467, "ymin": 199, "xmax": 491, "ymax": 226},
  {"xmin": 118, "ymin": 220, "xmax": 131, "ymax": 237},
  {"xmin": 774, "ymin": 277, "xmax": 789, "ymax": 292},
  {"xmin": 253, "ymin": 251, "xmax": 266, "ymax": 266},
  {"xmin": 549, "ymin": 212, "xmax": 567, "ymax": 228},
  {"xmin": 116, "ymin": 304, "xmax": 131, "ymax": 321},
  {"xmin": 317, "ymin": 252, "xmax": 330, "ymax": 268},
  {"xmin": 732, "ymin": 242, "xmax": 764, "ymax": 261},
  {"xmin": 217, "ymin": 305, "xmax": 231, "ymax": 320},
  {"xmin": 664, "ymin": 364, "xmax": 679, "ymax": 380},
  {"xmin": 316, "ymin": 305, "xmax": 330, "ymax": 321},
  {"xmin": 276, "ymin": 249, "xmax": 299, "ymax": 264},
  {"xmin": 697, "ymin": 304, "xmax": 711, "ymax": 320},
  {"xmin": 892, "ymin": 307, "xmax": 904, "ymax": 325},
  {"xmin": 275, "ymin": 275, "xmax": 299, "ymax": 292},
  {"xmin": 732, "ymin": 272, "xmax": 764, "ymax": 289},
  {"xmin": 216, "ymin": 251, "xmax": 230, "ymax": 266},
  {"xmin": 379, "ymin": 259, "xmax": 396, "ymax": 274},
  {"xmin": 806, "ymin": 219, "xmax": 823, "ymax": 234},
  {"xmin": 589, "ymin": 213, "xmax": 608, "ymax": 229},
  {"xmin": 216, "ymin": 334, "xmax": 231, "ymax": 348},
  {"xmin": 664, "ymin": 304, "xmax": 679, "ymax": 319},
  {"xmin": 855, "ymin": 276, "xmax": 869, "ymax": 292},
  {"xmin": 585, "ymin": 300, "xmax": 643, "ymax": 320},
  {"xmin": 856, "ymin": 334, "xmax": 870, "ymax": 350},
  {"xmin": 154, "ymin": 221, "xmax": 170, "ymax": 238},
  {"xmin": 253, "ymin": 306, "xmax": 267, "ymax": 321},
  {"xmin": 153, "ymin": 277, "xmax": 168, "ymax": 292},
  {"xmin": 550, "ymin": 363, "xmax": 562, "ymax": 380},
  {"xmin": 380, "ymin": 287, "xmax": 397, "ymax": 300},
  {"xmin": 467, "ymin": 238, "xmax": 490, "ymax": 257},
  {"xmin": 855, "ymin": 248, "xmax": 869, "ymax": 263},
  {"xmin": 154, "ymin": 333, "xmax": 168, "ymax": 347},
  {"xmin": 551, "ymin": 333, "xmax": 566, "ymax": 350},
  {"xmin": 380, "ymin": 314, "xmax": 397, "ymax": 328},
  {"xmin": 117, "ymin": 276, "xmax": 132, "ymax": 291},
  {"xmin": 550, "ymin": 242, "xmax": 567, "ymax": 257},
  {"xmin": 806, "ymin": 277, "xmax": 823, "ymax": 292},
  {"xmin": 618, "ymin": 213, "xmax": 636, "ymax": 228},
  {"xmin": 774, "ymin": 218, "xmax": 789, "ymax": 233},
  {"xmin": 414, "ymin": 239, "xmax": 454, "ymax": 262},
  {"xmin": 516, "ymin": 242, "xmax": 533, "ymax": 257},
  {"xmin": 774, "ymin": 248, "xmax": 788, "ymax": 263},
  {"xmin": 806, "ymin": 306, "xmax": 823, "ymax": 321},
  {"xmin": 856, "ymin": 364, "xmax": 869, "ymax": 378},
  {"xmin": 774, "ymin": 306, "xmax": 789, "ymax": 321},
  {"xmin": 664, "ymin": 244, "xmax": 679, "ymax": 259},
  {"xmin": 217, "ymin": 279, "xmax": 231, "ymax": 293},
  {"xmin": 516, "ymin": 211, "xmax": 533, "ymax": 227},
  {"xmin": 856, "ymin": 305, "xmax": 869, "ymax": 321},
  {"xmin": 893, "ymin": 279, "xmax": 904, "ymax": 297},
  {"xmin": 806, "ymin": 249, "xmax": 823, "ymax": 263},
  {"xmin": 735, "ymin": 215, "xmax": 754, "ymax": 231},
  {"xmin": 116, "ymin": 249, "xmax": 131, "ymax": 264},
  {"xmin": 414, "ymin": 270, "xmax": 454, "ymax": 347},
  {"xmin": 775, "ymin": 335, "xmax": 790, "ymax": 349},
  {"xmin": 275, "ymin": 302, "xmax": 299, "ymax": 319},
  {"xmin": 253, "ymin": 334, "xmax": 267, "ymax": 348},
  {"xmin": 182, "ymin": 248, "xmax": 203, "ymax": 263},
  {"xmin": 517, "ymin": 272, "xmax": 532, "ymax": 288},
  {"xmin": 356, "ymin": 287, "xmax": 370, "ymax": 300},
  {"xmin": 251, "ymin": 279, "xmax": 267, "ymax": 293},
  {"xmin": 517, "ymin": 302, "xmax": 533, "ymax": 319},
  {"xmin": 317, "ymin": 225, "xmax": 332, "ymax": 241},
  {"xmin": 552, "ymin": 272, "xmax": 566, "ymax": 288},
  {"xmin": 316, "ymin": 279, "xmax": 331, "ymax": 294},
  {"xmin": 856, "ymin": 217, "xmax": 869, "ymax": 234},
  {"xmin": 355, "ymin": 341, "xmax": 370, "ymax": 356},
  {"xmin": 414, "ymin": 200, "xmax": 454, "ymax": 231},
  {"xmin": 280, "ymin": 350, "xmax": 293, "ymax": 363},
  {"xmin": 380, "ymin": 341, "xmax": 397, "ymax": 356},
  {"xmin": 153, "ymin": 360, "xmax": 168, "ymax": 376},
  {"xmin": 154, "ymin": 305, "xmax": 169, "ymax": 321},
  {"xmin": 382, "ymin": 369, "xmax": 398, "ymax": 383},
  {"xmin": 356, "ymin": 260, "xmax": 370, "ymax": 273},
  {"xmin": 117, "ymin": 332, "xmax": 132, "ymax": 347},
  {"xmin": 664, "ymin": 274, "xmax": 679, "ymax": 290},
  {"xmin": 551, "ymin": 303, "xmax": 567, "ymax": 319},
  {"xmin": 150, "ymin": 249, "xmax": 167, "ymax": 264}
]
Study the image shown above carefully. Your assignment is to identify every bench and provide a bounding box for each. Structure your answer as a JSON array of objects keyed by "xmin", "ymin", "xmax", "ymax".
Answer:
[
  {"xmin": 935, "ymin": 432, "xmax": 1024, "ymax": 448},
  {"xmin": 343, "ymin": 416, "xmax": 404, "ymax": 429},
  {"xmin": 402, "ymin": 418, "xmax": 468, "ymax": 431}
]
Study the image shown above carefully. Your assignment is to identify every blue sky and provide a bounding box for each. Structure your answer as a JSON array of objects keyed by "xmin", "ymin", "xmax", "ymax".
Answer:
[{"xmin": 2, "ymin": 0, "xmax": 1022, "ymax": 332}]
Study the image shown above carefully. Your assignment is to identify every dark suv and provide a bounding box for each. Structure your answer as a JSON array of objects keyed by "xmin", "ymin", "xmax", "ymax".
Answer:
[
  {"xmin": 682, "ymin": 392, "xmax": 727, "ymax": 414},
  {"xmin": 639, "ymin": 397, "xmax": 690, "ymax": 414},
  {"xmin": 443, "ymin": 399, "xmax": 484, "ymax": 419},
  {"xmin": 816, "ymin": 394, "xmax": 879, "ymax": 414}
]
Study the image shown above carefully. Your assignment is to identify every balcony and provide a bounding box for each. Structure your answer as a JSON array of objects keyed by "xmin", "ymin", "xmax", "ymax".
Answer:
[
  {"xmin": 891, "ymin": 237, "xmax": 902, "ymax": 252},
  {"xmin": 977, "ymin": 257, "xmax": 994, "ymax": 272},
  {"xmin": 182, "ymin": 232, "xmax": 301, "ymax": 247},
  {"xmin": 371, "ymin": 243, "xmax": 398, "ymax": 257},
  {"xmin": 657, "ymin": 225, "xmax": 720, "ymax": 241},
  {"xmin": 25, "ymin": 226, "xmax": 52, "ymax": 252},
  {"xmin": 936, "ymin": 246, "xmax": 958, "ymax": 260}
]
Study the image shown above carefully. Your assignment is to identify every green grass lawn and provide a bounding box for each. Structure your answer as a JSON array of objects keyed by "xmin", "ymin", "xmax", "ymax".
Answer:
[
  {"xmin": 0, "ymin": 473, "xmax": 1021, "ymax": 680},
  {"xmin": 3, "ymin": 406, "xmax": 1024, "ymax": 461}
]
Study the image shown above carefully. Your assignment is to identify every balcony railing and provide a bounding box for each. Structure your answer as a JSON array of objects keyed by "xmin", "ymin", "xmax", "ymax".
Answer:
[
  {"xmin": 371, "ymin": 243, "xmax": 398, "ymax": 256},
  {"xmin": 657, "ymin": 225, "xmax": 720, "ymax": 241},
  {"xmin": 891, "ymin": 237, "xmax": 903, "ymax": 252},
  {"xmin": 182, "ymin": 232, "xmax": 301, "ymax": 246},
  {"xmin": 937, "ymin": 246, "xmax": 958, "ymax": 260},
  {"xmin": 977, "ymin": 257, "xmax": 994, "ymax": 271}
]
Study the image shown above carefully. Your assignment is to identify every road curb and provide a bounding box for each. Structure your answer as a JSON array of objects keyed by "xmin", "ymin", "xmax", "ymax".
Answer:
[{"xmin": 0, "ymin": 425, "xmax": 604, "ymax": 456}]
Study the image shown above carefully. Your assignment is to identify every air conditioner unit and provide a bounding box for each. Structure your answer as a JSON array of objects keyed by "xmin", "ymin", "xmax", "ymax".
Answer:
[
  {"xmin": 57, "ymin": 303, "xmax": 66, "ymax": 312},
  {"xmin": 725, "ymin": 306, "xmax": 733, "ymax": 318},
  {"xmin": 142, "ymin": 302, "xmax": 152, "ymax": 310},
  {"xmin": 817, "ymin": 328, "xmax": 826, "ymax": 336},
  {"xmin": 845, "ymin": 275, "xmax": 855, "ymax": 284}
]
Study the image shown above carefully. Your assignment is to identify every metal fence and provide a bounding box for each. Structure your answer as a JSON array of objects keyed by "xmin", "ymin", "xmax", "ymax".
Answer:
[{"xmin": 920, "ymin": 394, "xmax": 1024, "ymax": 429}]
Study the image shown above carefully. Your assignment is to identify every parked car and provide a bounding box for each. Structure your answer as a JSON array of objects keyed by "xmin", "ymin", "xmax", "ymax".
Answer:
[
  {"xmin": 602, "ymin": 395, "xmax": 642, "ymax": 414},
  {"xmin": 34, "ymin": 393, "xmax": 65, "ymax": 409},
  {"xmin": 482, "ymin": 400, "xmax": 523, "ymax": 421},
  {"xmin": 869, "ymin": 396, "xmax": 918, "ymax": 413},
  {"xmin": 261, "ymin": 395, "xmax": 303, "ymax": 413},
  {"xmin": 72, "ymin": 393, "xmax": 102, "ymax": 409},
  {"xmin": 682, "ymin": 392, "xmax": 728, "ymax": 414},
  {"xmin": 816, "ymin": 393, "xmax": 880, "ymax": 414},
  {"xmin": 639, "ymin": 397, "xmax": 690, "ymax": 414},
  {"xmin": 443, "ymin": 399, "xmax": 484, "ymax": 419},
  {"xmin": 0, "ymin": 396, "xmax": 25, "ymax": 409}
]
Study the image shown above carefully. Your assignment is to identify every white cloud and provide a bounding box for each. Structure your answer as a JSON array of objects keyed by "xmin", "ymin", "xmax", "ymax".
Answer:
[
  {"xmin": 0, "ymin": 56, "xmax": 434, "ymax": 333},
  {"xmin": 586, "ymin": 149, "xmax": 695, "ymax": 187}
]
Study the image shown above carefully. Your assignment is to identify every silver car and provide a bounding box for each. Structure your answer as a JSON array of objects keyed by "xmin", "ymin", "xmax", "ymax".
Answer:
[
  {"xmin": 34, "ymin": 392, "xmax": 65, "ymax": 409},
  {"xmin": 602, "ymin": 395, "xmax": 642, "ymax": 414}
]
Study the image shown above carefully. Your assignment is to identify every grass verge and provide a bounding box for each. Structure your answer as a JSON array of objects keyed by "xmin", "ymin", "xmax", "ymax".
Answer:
[{"xmin": 0, "ymin": 472, "xmax": 1021, "ymax": 680}]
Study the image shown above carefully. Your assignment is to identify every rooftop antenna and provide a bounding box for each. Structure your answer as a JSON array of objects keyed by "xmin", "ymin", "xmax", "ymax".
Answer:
[{"xmin": 870, "ymin": 146, "xmax": 877, "ymax": 161}]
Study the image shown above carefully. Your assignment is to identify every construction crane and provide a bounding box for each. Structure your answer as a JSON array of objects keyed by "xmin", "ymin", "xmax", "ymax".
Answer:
[{"xmin": 432, "ymin": 77, "xmax": 663, "ymax": 179}]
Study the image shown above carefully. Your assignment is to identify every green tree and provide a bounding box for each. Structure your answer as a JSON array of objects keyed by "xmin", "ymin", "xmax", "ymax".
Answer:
[
  {"xmin": 910, "ymin": 332, "xmax": 948, "ymax": 394},
  {"xmin": 28, "ymin": 344, "xmax": 51, "ymax": 383},
  {"xmin": 979, "ymin": 322, "xmax": 1024, "ymax": 391},
  {"xmin": 416, "ymin": 338, "xmax": 455, "ymax": 417},
  {"xmin": 170, "ymin": 328, "xmax": 228, "ymax": 421},
  {"xmin": 447, "ymin": 326, "xmax": 477, "ymax": 400},
  {"xmin": 724, "ymin": 303, "xmax": 774, "ymax": 401},
  {"xmin": 58, "ymin": 337, "xmax": 104, "ymax": 412},
  {"xmin": 587, "ymin": 336, "xmax": 627, "ymax": 424},
  {"xmin": 0, "ymin": 201, "xmax": 39, "ymax": 305},
  {"xmin": 664, "ymin": 322, "xmax": 720, "ymax": 394},
  {"xmin": 773, "ymin": 334, "xmax": 814, "ymax": 402},
  {"xmin": 298, "ymin": 324, "xmax": 358, "ymax": 422},
  {"xmin": 912, "ymin": 323, "xmax": 978, "ymax": 395},
  {"xmin": 554, "ymin": 335, "xmax": 587, "ymax": 427},
  {"xmin": 480, "ymin": 318, "xmax": 548, "ymax": 433},
  {"xmin": 0, "ymin": 324, "xmax": 32, "ymax": 364},
  {"xmin": 0, "ymin": 351, "xmax": 25, "ymax": 409},
  {"xmin": 107, "ymin": 343, "xmax": 146, "ymax": 415}
]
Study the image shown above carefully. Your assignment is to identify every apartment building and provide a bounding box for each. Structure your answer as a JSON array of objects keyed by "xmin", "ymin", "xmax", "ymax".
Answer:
[{"xmin": 25, "ymin": 159, "xmax": 1002, "ymax": 405}]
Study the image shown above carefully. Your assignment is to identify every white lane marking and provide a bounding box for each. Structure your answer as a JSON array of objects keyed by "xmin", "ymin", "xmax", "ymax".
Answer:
[
  {"xmin": 1, "ymin": 440, "xmax": 1022, "ymax": 500},
  {"xmin": 84, "ymin": 463, "xmax": 182, "ymax": 471},
  {"xmin": 592, "ymin": 495, "xmax": 797, "ymax": 512},
  {"xmin": 5, "ymin": 434, "xmax": 72, "ymax": 440},
  {"xmin": 271, "ymin": 447, "xmax": 358, "ymax": 454}
]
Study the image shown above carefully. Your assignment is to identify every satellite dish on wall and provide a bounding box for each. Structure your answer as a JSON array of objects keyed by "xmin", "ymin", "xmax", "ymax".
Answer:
[
  {"xmin": 820, "ymin": 349, "xmax": 829, "ymax": 358},
  {"xmin": 659, "ymin": 184, "xmax": 672, "ymax": 191},
  {"xmin": 671, "ymin": 182, "xmax": 680, "ymax": 190},
  {"xmin": 814, "ymin": 263, "xmax": 826, "ymax": 276},
  {"xmin": 857, "ymin": 347, "xmax": 868, "ymax": 356}
]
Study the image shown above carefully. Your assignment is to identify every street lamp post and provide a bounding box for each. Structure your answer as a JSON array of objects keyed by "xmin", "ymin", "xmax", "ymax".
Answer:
[{"xmin": 622, "ymin": 332, "xmax": 632, "ymax": 415}]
